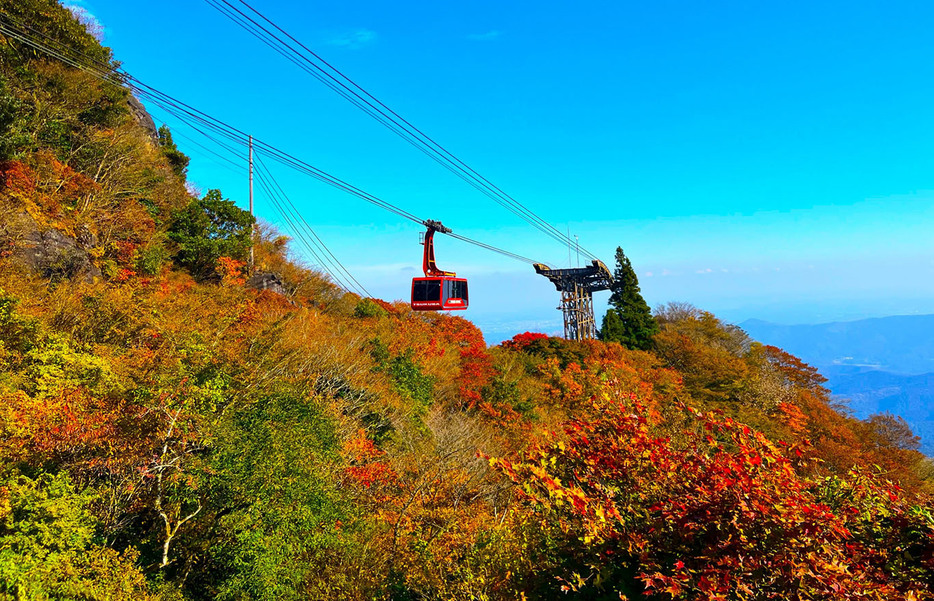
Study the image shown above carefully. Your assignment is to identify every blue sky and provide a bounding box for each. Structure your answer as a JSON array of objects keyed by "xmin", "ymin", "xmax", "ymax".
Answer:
[{"xmin": 68, "ymin": 0, "xmax": 934, "ymax": 341}]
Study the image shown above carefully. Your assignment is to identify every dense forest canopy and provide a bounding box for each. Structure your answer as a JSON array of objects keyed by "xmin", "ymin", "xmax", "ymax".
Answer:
[{"xmin": 1, "ymin": 2, "xmax": 933, "ymax": 599}]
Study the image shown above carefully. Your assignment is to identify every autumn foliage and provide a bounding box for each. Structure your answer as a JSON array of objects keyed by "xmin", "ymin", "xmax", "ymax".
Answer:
[
  {"xmin": 491, "ymin": 388, "xmax": 934, "ymax": 599},
  {"xmin": 1, "ymin": 2, "xmax": 933, "ymax": 599}
]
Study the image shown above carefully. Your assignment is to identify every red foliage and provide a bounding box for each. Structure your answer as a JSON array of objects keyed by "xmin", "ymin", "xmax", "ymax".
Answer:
[
  {"xmin": 0, "ymin": 161, "xmax": 37, "ymax": 197},
  {"xmin": 342, "ymin": 430, "xmax": 397, "ymax": 492},
  {"xmin": 431, "ymin": 314, "xmax": 495, "ymax": 408},
  {"xmin": 490, "ymin": 385, "xmax": 934, "ymax": 599},
  {"xmin": 457, "ymin": 342, "xmax": 495, "ymax": 408},
  {"xmin": 114, "ymin": 268, "xmax": 137, "ymax": 283},
  {"xmin": 501, "ymin": 331, "xmax": 549, "ymax": 351}
]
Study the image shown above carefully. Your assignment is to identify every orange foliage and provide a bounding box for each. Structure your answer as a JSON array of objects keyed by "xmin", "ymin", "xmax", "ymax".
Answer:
[
  {"xmin": 368, "ymin": 298, "xmax": 398, "ymax": 315},
  {"xmin": 216, "ymin": 256, "xmax": 246, "ymax": 285},
  {"xmin": 778, "ymin": 400, "xmax": 808, "ymax": 434},
  {"xmin": 0, "ymin": 160, "xmax": 37, "ymax": 198},
  {"xmin": 0, "ymin": 388, "xmax": 134, "ymax": 469},
  {"xmin": 341, "ymin": 430, "xmax": 397, "ymax": 495},
  {"xmin": 760, "ymin": 343, "xmax": 828, "ymax": 391}
]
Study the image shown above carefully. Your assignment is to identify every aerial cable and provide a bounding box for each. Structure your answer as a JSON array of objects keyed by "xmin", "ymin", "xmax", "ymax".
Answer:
[
  {"xmin": 251, "ymin": 163, "xmax": 352, "ymax": 292},
  {"xmin": 254, "ymin": 155, "xmax": 373, "ymax": 297},
  {"xmin": 0, "ymin": 21, "xmax": 369, "ymax": 291},
  {"xmin": 251, "ymin": 162, "xmax": 343, "ymax": 286},
  {"xmin": 255, "ymin": 157, "xmax": 373, "ymax": 297},
  {"xmin": 205, "ymin": 0, "xmax": 600, "ymax": 261},
  {"xmin": 230, "ymin": 0, "xmax": 586, "ymax": 253},
  {"xmin": 208, "ymin": 0, "xmax": 582, "ymax": 253},
  {"xmin": 140, "ymin": 100, "xmax": 372, "ymax": 296},
  {"xmin": 203, "ymin": 0, "xmax": 578, "ymax": 251},
  {"xmin": 253, "ymin": 166, "xmax": 359, "ymax": 294},
  {"xmin": 446, "ymin": 233, "xmax": 538, "ymax": 265},
  {"xmin": 165, "ymin": 128, "xmax": 245, "ymax": 172},
  {"xmin": 201, "ymin": 0, "xmax": 576, "ymax": 246},
  {"xmin": 0, "ymin": 21, "xmax": 551, "ymax": 269}
]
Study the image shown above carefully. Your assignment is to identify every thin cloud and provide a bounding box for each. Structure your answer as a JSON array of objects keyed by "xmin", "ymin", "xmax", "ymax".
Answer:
[
  {"xmin": 325, "ymin": 29, "xmax": 377, "ymax": 49},
  {"xmin": 467, "ymin": 30, "xmax": 503, "ymax": 41}
]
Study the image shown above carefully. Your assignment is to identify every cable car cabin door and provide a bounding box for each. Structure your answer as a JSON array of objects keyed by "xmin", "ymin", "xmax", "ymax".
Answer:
[{"xmin": 411, "ymin": 277, "xmax": 468, "ymax": 311}]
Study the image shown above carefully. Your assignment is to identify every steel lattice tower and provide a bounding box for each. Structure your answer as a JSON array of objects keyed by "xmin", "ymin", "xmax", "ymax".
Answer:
[{"xmin": 534, "ymin": 261, "xmax": 613, "ymax": 341}]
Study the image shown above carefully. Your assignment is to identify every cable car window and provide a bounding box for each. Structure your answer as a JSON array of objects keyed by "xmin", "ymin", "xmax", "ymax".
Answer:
[
  {"xmin": 451, "ymin": 280, "xmax": 467, "ymax": 301},
  {"xmin": 413, "ymin": 280, "xmax": 441, "ymax": 301}
]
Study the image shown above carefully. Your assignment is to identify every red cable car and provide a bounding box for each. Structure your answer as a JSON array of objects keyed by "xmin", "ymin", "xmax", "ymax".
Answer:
[{"xmin": 411, "ymin": 220, "xmax": 468, "ymax": 311}]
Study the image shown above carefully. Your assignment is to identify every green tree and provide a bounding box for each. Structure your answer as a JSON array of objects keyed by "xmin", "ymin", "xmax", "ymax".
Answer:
[
  {"xmin": 168, "ymin": 189, "xmax": 254, "ymax": 280},
  {"xmin": 599, "ymin": 247, "xmax": 658, "ymax": 350},
  {"xmin": 0, "ymin": 471, "xmax": 156, "ymax": 600},
  {"xmin": 157, "ymin": 125, "xmax": 190, "ymax": 178},
  {"xmin": 0, "ymin": 78, "xmax": 22, "ymax": 160}
]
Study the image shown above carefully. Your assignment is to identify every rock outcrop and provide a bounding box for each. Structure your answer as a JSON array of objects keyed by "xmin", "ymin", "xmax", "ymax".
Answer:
[
  {"xmin": 127, "ymin": 94, "xmax": 158, "ymax": 144},
  {"xmin": 247, "ymin": 271, "xmax": 287, "ymax": 296},
  {"xmin": 7, "ymin": 212, "xmax": 100, "ymax": 282}
]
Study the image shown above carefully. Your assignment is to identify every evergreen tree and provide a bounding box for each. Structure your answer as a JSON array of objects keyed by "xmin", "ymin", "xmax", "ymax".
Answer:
[
  {"xmin": 158, "ymin": 124, "xmax": 190, "ymax": 178},
  {"xmin": 599, "ymin": 247, "xmax": 658, "ymax": 350},
  {"xmin": 168, "ymin": 189, "xmax": 254, "ymax": 279}
]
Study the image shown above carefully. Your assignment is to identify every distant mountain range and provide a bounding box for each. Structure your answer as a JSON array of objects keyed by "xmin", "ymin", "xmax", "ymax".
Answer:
[{"xmin": 741, "ymin": 315, "xmax": 934, "ymax": 454}]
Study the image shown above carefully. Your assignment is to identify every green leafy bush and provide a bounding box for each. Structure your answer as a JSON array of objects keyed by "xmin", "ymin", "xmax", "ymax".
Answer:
[
  {"xmin": 0, "ymin": 471, "xmax": 153, "ymax": 600},
  {"xmin": 168, "ymin": 189, "xmax": 254, "ymax": 280}
]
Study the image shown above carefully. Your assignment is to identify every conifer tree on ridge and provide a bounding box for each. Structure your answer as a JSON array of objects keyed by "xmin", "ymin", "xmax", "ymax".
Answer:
[{"xmin": 599, "ymin": 247, "xmax": 658, "ymax": 350}]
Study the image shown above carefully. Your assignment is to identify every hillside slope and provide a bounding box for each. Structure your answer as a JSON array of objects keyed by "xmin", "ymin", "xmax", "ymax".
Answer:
[{"xmin": 2, "ymin": 2, "xmax": 934, "ymax": 600}]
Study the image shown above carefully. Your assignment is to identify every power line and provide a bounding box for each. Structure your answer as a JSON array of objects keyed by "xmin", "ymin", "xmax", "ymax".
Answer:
[
  {"xmin": 255, "ymin": 155, "xmax": 373, "ymax": 297},
  {"xmin": 252, "ymin": 165, "xmax": 360, "ymax": 294},
  {"xmin": 0, "ymin": 18, "xmax": 547, "ymax": 271},
  {"xmin": 204, "ymin": 0, "xmax": 600, "ymax": 261},
  {"xmin": 125, "ymin": 97, "xmax": 373, "ymax": 295}
]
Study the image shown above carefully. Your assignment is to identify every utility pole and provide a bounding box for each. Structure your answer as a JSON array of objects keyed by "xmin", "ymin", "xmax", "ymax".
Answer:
[
  {"xmin": 249, "ymin": 135, "xmax": 254, "ymax": 273},
  {"xmin": 575, "ymin": 235, "xmax": 580, "ymax": 267},
  {"xmin": 567, "ymin": 226, "xmax": 572, "ymax": 268}
]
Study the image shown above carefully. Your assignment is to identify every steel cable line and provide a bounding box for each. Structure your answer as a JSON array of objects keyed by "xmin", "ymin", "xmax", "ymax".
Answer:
[
  {"xmin": 252, "ymin": 165, "xmax": 364, "ymax": 295},
  {"xmin": 139, "ymin": 107, "xmax": 351, "ymax": 290},
  {"xmin": 0, "ymin": 20, "xmax": 547, "ymax": 268},
  {"xmin": 168, "ymin": 129, "xmax": 245, "ymax": 172},
  {"xmin": 0, "ymin": 21, "xmax": 396, "ymax": 221},
  {"xmin": 124, "ymin": 98, "xmax": 372, "ymax": 295},
  {"xmin": 201, "ymin": 0, "xmax": 578, "ymax": 251},
  {"xmin": 206, "ymin": 0, "xmax": 600, "ymax": 261},
  {"xmin": 135, "ymin": 76, "xmax": 545, "ymax": 267},
  {"xmin": 250, "ymin": 164, "xmax": 343, "ymax": 287},
  {"xmin": 254, "ymin": 155, "xmax": 372, "ymax": 297},
  {"xmin": 211, "ymin": 0, "xmax": 587, "ymax": 254},
  {"xmin": 209, "ymin": 0, "xmax": 584, "ymax": 254},
  {"xmin": 0, "ymin": 21, "xmax": 371, "ymax": 290}
]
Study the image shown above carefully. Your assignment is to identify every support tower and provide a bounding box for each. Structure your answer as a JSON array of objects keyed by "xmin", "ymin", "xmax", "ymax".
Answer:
[{"xmin": 534, "ymin": 261, "xmax": 613, "ymax": 341}]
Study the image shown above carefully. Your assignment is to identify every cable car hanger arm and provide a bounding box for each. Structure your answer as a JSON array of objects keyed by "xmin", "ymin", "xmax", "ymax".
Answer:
[{"xmin": 422, "ymin": 220, "xmax": 455, "ymax": 277}]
